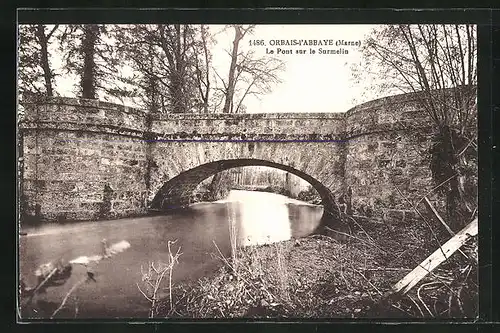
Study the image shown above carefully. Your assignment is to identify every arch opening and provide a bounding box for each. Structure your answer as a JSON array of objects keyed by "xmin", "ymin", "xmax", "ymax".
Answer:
[
  {"xmin": 149, "ymin": 159, "xmax": 341, "ymax": 225},
  {"xmin": 194, "ymin": 165, "xmax": 319, "ymax": 203}
]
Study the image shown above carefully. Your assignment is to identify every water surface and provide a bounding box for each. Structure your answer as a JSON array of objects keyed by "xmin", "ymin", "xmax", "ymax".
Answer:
[{"xmin": 19, "ymin": 190, "xmax": 323, "ymax": 318}]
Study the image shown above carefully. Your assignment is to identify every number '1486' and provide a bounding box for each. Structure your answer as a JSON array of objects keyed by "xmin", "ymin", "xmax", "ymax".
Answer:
[{"xmin": 249, "ymin": 40, "xmax": 265, "ymax": 46}]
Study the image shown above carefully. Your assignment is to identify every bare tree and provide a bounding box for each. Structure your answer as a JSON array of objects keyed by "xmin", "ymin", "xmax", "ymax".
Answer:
[
  {"xmin": 34, "ymin": 25, "xmax": 59, "ymax": 97},
  {"xmin": 157, "ymin": 24, "xmax": 196, "ymax": 114},
  {"xmin": 221, "ymin": 25, "xmax": 249, "ymax": 113},
  {"xmin": 352, "ymin": 24, "xmax": 477, "ymax": 229},
  {"xmin": 232, "ymin": 54, "xmax": 285, "ymax": 113},
  {"xmin": 112, "ymin": 25, "xmax": 165, "ymax": 112},
  {"xmin": 217, "ymin": 25, "xmax": 285, "ymax": 113}
]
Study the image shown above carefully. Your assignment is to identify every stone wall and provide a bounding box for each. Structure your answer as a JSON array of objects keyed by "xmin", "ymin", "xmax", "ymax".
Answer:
[
  {"xmin": 19, "ymin": 98, "xmax": 149, "ymax": 222},
  {"xmin": 344, "ymin": 93, "xmax": 436, "ymax": 219}
]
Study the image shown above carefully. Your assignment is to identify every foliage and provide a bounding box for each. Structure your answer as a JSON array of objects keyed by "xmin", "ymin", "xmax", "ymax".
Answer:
[
  {"xmin": 112, "ymin": 24, "xmax": 212, "ymax": 113},
  {"xmin": 297, "ymin": 185, "xmax": 321, "ymax": 204},
  {"xmin": 18, "ymin": 24, "xmax": 59, "ymax": 100},
  {"xmin": 58, "ymin": 24, "xmax": 123, "ymax": 100},
  {"xmin": 18, "ymin": 24, "xmax": 284, "ymax": 114}
]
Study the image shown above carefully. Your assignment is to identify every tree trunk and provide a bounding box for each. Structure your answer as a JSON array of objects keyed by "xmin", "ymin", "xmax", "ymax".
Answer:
[
  {"xmin": 148, "ymin": 74, "xmax": 158, "ymax": 113},
  {"xmin": 201, "ymin": 25, "xmax": 210, "ymax": 113},
  {"xmin": 81, "ymin": 24, "xmax": 99, "ymax": 99},
  {"xmin": 223, "ymin": 26, "xmax": 242, "ymax": 114},
  {"xmin": 170, "ymin": 72, "xmax": 184, "ymax": 113},
  {"xmin": 35, "ymin": 25, "xmax": 53, "ymax": 97},
  {"xmin": 430, "ymin": 125, "xmax": 465, "ymax": 230},
  {"xmin": 167, "ymin": 25, "xmax": 188, "ymax": 114},
  {"xmin": 208, "ymin": 173, "xmax": 224, "ymax": 200},
  {"xmin": 147, "ymin": 43, "xmax": 159, "ymax": 113}
]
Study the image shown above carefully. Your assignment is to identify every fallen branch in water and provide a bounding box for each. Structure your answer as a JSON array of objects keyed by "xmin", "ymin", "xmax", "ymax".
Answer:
[
  {"xmin": 22, "ymin": 262, "xmax": 70, "ymax": 307},
  {"xmin": 21, "ymin": 239, "xmax": 132, "ymax": 318},
  {"xmin": 26, "ymin": 268, "xmax": 57, "ymax": 303}
]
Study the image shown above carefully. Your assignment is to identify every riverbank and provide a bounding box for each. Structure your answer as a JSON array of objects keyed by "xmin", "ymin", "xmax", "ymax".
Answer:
[
  {"xmin": 156, "ymin": 216, "xmax": 478, "ymax": 319},
  {"xmin": 192, "ymin": 182, "xmax": 321, "ymax": 206}
]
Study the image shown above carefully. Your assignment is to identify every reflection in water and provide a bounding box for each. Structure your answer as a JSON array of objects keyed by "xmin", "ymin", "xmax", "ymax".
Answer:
[
  {"xmin": 222, "ymin": 190, "xmax": 292, "ymax": 246},
  {"xmin": 19, "ymin": 190, "xmax": 323, "ymax": 318}
]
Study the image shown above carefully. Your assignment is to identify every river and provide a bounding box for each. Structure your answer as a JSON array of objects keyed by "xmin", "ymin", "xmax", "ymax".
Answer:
[{"xmin": 19, "ymin": 190, "xmax": 323, "ymax": 319}]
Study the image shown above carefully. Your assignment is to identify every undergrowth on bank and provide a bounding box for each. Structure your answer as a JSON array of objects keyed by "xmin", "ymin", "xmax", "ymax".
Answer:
[{"xmin": 155, "ymin": 215, "xmax": 478, "ymax": 319}]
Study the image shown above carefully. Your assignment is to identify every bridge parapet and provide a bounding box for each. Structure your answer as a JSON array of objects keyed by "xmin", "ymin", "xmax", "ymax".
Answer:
[
  {"xmin": 20, "ymin": 97, "xmax": 149, "ymax": 137},
  {"xmin": 151, "ymin": 113, "xmax": 346, "ymax": 140},
  {"xmin": 345, "ymin": 92, "xmax": 433, "ymax": 138},
  {"xmin": 343, "ymin": 92, "xmax": 437, "ymax": 219}
]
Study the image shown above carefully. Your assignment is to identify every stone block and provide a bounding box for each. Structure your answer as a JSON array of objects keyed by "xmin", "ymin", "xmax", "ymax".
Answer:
[{"xmin": 80, "ymin": 201, "xmax": 102, "ymax": 211}]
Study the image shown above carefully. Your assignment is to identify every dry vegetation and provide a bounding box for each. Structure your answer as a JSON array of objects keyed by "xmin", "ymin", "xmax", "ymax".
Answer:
[
  {"xmin": 137, "ymin": 240, "xmax": 182, "ymax": 318},
  {"xmin": 19, "ymin": 211, "xmax": 477, "ymax": 320},
  {"xmin": 154, "ymin": 213, "xmax": 478, "ymax": 319}
]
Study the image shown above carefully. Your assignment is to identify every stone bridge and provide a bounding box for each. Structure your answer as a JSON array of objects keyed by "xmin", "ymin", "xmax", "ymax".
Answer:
[{"xmin": 18, "ymin": 93, "xmax": 435, "ymax": 225}]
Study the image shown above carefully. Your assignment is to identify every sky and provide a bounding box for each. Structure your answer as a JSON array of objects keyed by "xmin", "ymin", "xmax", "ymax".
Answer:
[
  {"xmin": 208, "ymin": 24, "xmax": 377, "ymax": 113},
  {"xmin": 48, "ymin": 24, "xmax": 378, "ymax": 114}
]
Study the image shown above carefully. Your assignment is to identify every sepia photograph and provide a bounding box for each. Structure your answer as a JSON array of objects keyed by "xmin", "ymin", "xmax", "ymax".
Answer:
[{"xmin": 17, "ymin": 18, "xmax": 478, "ymax": 320}]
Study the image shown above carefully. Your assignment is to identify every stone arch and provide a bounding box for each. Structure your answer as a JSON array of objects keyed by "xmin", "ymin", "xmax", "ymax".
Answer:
[{"xmin": 150, "ymin": 158, "xmax": 340, "ymax": 224}]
